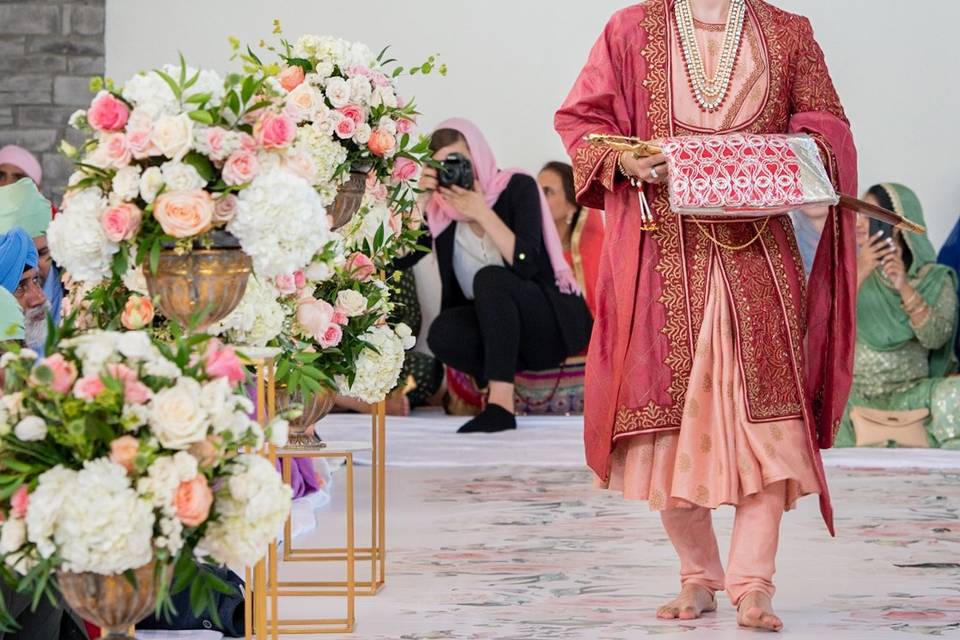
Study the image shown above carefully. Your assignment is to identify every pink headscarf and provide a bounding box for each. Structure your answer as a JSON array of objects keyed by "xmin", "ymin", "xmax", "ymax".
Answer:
[
  {"xmin": 426, "ymin": 118, "xmax": 579, "ymax": 294},
  {"xmin": 0, "ymin": 146, "xmax": 42, "ymax": 185}
]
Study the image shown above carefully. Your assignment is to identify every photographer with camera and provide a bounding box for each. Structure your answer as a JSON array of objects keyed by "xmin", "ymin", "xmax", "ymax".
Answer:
[{"xmin": 406, "ymin": 118, "xmax": 592, "ymax": 433}]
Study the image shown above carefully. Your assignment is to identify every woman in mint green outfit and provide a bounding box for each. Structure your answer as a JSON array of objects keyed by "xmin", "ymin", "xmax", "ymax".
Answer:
[{"xmin": 837, "ymin": 183, "xmax": 960, "ymax": 449}]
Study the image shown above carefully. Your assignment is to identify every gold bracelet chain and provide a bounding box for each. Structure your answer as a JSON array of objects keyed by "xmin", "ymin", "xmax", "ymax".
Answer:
[{"xmin": 693, "ymin": 217, "xmax": 770, "ymax": 251}]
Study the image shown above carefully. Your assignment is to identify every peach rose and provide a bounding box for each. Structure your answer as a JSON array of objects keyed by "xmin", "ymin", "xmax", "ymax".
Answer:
[
  {"xmin": 109, "ymin": 435, "xmax": 140, "ymax": 474},
  {"xmin": 100, "ymin": 202, "xmax": 143, "ymax": 242},
  {"xmin": 253, "ymin": 112, "xmax": 296, "ymax": 149},
  {"xmin": 33, "ymin": 353, "xmax": 78, "ymax": 394},
  {"xmin": 212, "ymin": 193, "xmax": 238, "ymax": 224},
  {"xmin": 283, "ymin": 83, "xmax": 322, "ymax": 122},
  {"xmin": 152, "ymin": 189, "xmax": 214, "ymax": 238},
  {"xmin": 345, "ymin": 252, "xmax": 375, "ymax": 281},
  {"xmin": 188, "ymin": 436, "xmax": 221, "ymax": 469},
  {"xmin": 279, "ymin": 65, "xmax": 306, "ymax": 91},
  {"xmin": 73, "ymin": 375, "xmax": 107, "ymax": 401},
  {"xmin": 121, "ymin": 294, "xmax": 154, "ymax": 331},
  {"xmin": 296, "ymin": 297, "xmax": 335, "ymax": 341},
  {"xmin": 174, "ymin": 475, "xmax": 213, "ymax": 527},
  {"xmin": 10, "ymin": 486, "xmax": 29, "ymax": 519},
  {"xmin": 204, "ymin": 340, "xmax": 245, "ymax": 384},
  {"xmin": 367, "ymin": 128, "xmax": 397, "ymax": 157},
  {"xmin": 319, "ymin": 323, "xmax": 342, "ymax": 349},
  {"xmin": 88, "ymin": 91, "xmax": 130, "ymax": 132},
  {"xmin": 221, "ymin": 150, "xmax": 259, "ymax": 187}
]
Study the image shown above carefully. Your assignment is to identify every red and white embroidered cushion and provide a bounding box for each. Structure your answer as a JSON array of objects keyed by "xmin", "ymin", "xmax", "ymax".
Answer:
[{"xmin": 661, "ymin": 133, "xmax": 838, "ymax": 216}]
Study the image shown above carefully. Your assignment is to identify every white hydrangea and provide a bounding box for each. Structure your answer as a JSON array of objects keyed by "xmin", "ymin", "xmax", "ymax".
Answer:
[
  {"xmin": 228, "ymin": 169, "xmax": 331, "ymax": 279},
  {"xmin": 27, "ymin": 460, "xmax": 154, "ymax": 574},
  {"xmin": 47, "ymin": 187, "xmax": 116, "ymax": 283},
  {"xmin": 293, "ymin": 126, "xmax": 348, "ymax": 205},
  {"xmin": 198, "ymin": 454, "xmax": 292, "ymax": 567},
  {"xmin": 209, "ymin": 276, "xmax": 286, "ymax": 347},
  {"xmin": 200, "ymin": 377, "xmax": 259, "ymax": 444},
  {"xmin": 337, "ymin": 324, "xmax": 405, "ymax": 403},
  {"xmin": 122, "ymin": 71, "xmax": 179, "ymax": 115}
]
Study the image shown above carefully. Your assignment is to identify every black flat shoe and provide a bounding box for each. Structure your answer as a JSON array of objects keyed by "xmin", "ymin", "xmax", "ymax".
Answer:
[{"xmin": 457, "ymin": 404, "xmax": 517, "ymax": 434}]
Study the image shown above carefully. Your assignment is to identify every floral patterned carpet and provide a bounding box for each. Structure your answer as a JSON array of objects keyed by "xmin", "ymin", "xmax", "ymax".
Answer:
[{"xmin": 148, "ymin": 414, "xmax": 960, "ymax": 639}]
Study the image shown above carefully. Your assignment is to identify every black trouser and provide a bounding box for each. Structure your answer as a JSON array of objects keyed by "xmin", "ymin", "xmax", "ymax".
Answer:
[{"xmin": 427, "ymin": 266, "xmax": 568, "ymax": 385}]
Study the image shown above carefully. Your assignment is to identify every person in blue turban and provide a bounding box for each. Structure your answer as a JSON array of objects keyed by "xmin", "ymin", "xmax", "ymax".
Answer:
[{"xmin": 0, "ymin": 227, "xmax": 47, "ymax": 353}]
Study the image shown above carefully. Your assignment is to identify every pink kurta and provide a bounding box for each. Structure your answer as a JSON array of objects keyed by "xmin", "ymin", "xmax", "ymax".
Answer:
[{"xmin": 555, "ymin": 0, "xmax": 859, "ymax": 533}]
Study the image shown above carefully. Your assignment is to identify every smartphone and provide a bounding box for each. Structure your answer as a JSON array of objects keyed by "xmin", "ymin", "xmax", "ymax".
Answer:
[{"xmin": 869, "ymin": 218, "xmax": 894, "ymax": 240}]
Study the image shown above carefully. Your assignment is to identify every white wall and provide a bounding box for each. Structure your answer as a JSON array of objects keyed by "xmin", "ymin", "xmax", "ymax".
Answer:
[{"xmin": 107, "ymin": 0, "xmax": 960, "ymax": 248}]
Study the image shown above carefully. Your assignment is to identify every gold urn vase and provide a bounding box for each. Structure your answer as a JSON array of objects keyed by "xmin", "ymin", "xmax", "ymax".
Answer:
[
  {"xmin": 144, "ymin": 236, "xmax": 252, "ymax": 333},
  {"xmin": 277, "ymin": 388, "xmax": 336, "ymax": 448},
  {"xmin": 328, "ymin": 169, "xmax": 369, "ymax": 230},
  {"xmin": 57, "ymin": 561, "xmax": 160, "ymax": 640}
]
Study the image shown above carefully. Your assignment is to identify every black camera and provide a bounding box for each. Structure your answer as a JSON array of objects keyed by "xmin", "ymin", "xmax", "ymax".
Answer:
[{"xmin": 437, "ymin": 153, "xmax": 475, "ymax": 190}]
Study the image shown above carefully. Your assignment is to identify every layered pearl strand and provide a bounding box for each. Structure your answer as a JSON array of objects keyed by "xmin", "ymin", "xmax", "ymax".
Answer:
[{"xmin": 674, "ymin": 0, "xmax": 747, "ymax": 112}]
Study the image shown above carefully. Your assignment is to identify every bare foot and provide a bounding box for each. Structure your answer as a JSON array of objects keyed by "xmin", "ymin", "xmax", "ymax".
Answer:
[
  {"xmin": 385, "ymin": 392, "xmax": 410, "ymax": 417},
  {"xmin": 737, "ymin": 591, "xmax": 783, "ymax": 632},
  {"xmin": 656, "ymin": 584, "xmax": 717, "ymax": 620}
]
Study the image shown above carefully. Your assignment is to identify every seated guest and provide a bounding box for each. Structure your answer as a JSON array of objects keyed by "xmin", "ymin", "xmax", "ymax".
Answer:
[
  {"xmin": 938, "ymin": 215, "xmax": 960, "ymax": 360},
  {"xmin": 0, "ymin": 145, "xmax": 42, "ymax": 188},
  {"xmin": 538, "ymin": 161, "xmax": 604, "ymax": 315},
  {"xmin": 0, "ymin": 227, "xmax": 49, "ymax": 354},
  {"xmin": 0, "ymin": 179, "xmax": 60, "ymax": 321},
  {"xmin": 404, "ymin": 119, "xmax": 592, "ymax": 433},
  {"xmin": 837, "ymin": 184, "xmax": 960, "ymax": 449}
]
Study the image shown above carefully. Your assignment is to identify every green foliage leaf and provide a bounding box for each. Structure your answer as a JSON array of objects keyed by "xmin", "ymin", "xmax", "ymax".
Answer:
[
  {"xmin": 188, "ymin": 110, "xmax": 214, "ymax": 126},
  {"xmin": 182, "ymin": 151, "xmax": 216, "ymax": 182},
  {"xmin": 153, "ymin": 69, "xmax": 182, "ymax": 101}
]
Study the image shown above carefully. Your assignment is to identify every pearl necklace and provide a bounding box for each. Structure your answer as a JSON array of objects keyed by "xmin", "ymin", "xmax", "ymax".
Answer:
[{"xmin": 674, "ymin": 0, "xmax": 747, "ymax": 112}]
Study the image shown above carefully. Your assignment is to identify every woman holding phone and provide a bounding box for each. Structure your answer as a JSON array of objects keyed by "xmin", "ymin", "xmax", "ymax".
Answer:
[
  {"xmin": 838, "ymin": 183, "xmax": 960, "ymax": 449},
  {"xmin": 402, "ymin": 118, "xmax": 592, "ymax": 433}
]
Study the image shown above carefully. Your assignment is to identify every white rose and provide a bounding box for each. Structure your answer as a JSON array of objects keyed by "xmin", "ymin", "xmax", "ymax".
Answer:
[
  {"xmin": 335, "ymin": 290, "xmax": 368, "ymax": 317},
  {"xmin": 348, "ymin": 76, "xmax": 373, "ymax": 105},
  {"xmin": 284, "ymin": 84, "xmax": 323, "ymax": 123},
  {"xmin": 139, "ymin": 166, "xmax": 164, "ymax": 204},
  {"xmin": 304, "ymin": 261, "xmax": 333, "ymax": 283},
  {"xmin": 353, "ymin": 123, "xmax": 372, "ymax": 145},
  {"xmin": 378, "ymin": 116, "xmax": 397, "ymax": 136},
  {"xmin": 148, "ymin": 378, "xmax": 209, "ymax": 449},
  {"xmin": 395, "ymin": 323, "xmax": 416, "ymax": 350},
  {"xmin": 0, "ymin": 519, "xmax": 26, "ymax": 554},
  {"xmin": 268, "ymin": 418, "xmax": 289, "ymax": 447},
  {"xmin": 14, "ymin": 416, "xmax": 47, "ymax": 442},
  {"xmin": 371, "ymin": 86, "xmax": 398, "ymax": 109},
  {"xmin": 172, "ymin": 451, "xmax": 198, "ymax": 482},
  {"xmin": 325, "ymin": 77, "xmax": 351, "ymax": 109},
  {"xmin": 112, "ymin": 165, "xmax": 142, "ymax": 201},
  {"xmin": 151, "ymin": 113, "xmax": 194, "ymax": 161},
  {"xmin": 161, "ymin": 161, "xmax": 206, "ymax": 191}
]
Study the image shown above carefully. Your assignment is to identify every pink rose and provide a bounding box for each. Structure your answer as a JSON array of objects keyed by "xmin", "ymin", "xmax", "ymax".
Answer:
[
  {"xmin": 279, "ymin": 65, "xmax": 306, "ymax": 92},
  {"xmin": 238, "ymin": 133, "xmax": 257, "ymax": 153},
  {"xmin": 370, "ymin": 71, "xmax": 391, "ymax": 88},
  {"xmin": 109, "ymin": 435, "xmax": 140, "ymax": 474},
  {"xmin": 153, "ymin": 189, "xmax": 214, "ymax": 238},
  {"xmin": 284, "ymin": 152, "xmax": 316, "ymax": 183},
  {"xmin": 391, "ymin": 157, "xmax": 420, "ymax": 183},
  {"xmin": 74, "ymin": 375, "xmax": 107, "ymax": 401},
  {"xmin": 396, "ymin": 118, "xmax": 415, "ymax": 134},
  {"xmin": 10, "ymin": 486, "xmax": 29, "ymax": 519},
  {"xmin": 253, "ymin": 112, "xmax": 296, "ymax": 149},
  {"xmin": 293, "ymin": 270, "xmax": 306, "ymax": 289},
  {"xmin": 120, "ymin": 295, "xmax": 154, "ymax": 331},
  {"xmin": 347, "ymin": 65, "xmax": 371, "ymax": 78},
  {"xmin": 34, "ymin": 353, "xmax": 78, "ymax": 394},
  {"xmin": 338, "ymin": 105, "xmax": 365, "ymax": 126},
  {"xmin": 204, "ymin": 339, "xmax": 246, "ymax": 384},
  {"xmin": 319, "ymin": 323, "xmax": 343, "ymax": 349},
  {"xmin": 174, "ymin": 475, "xmax": 213, "ymax": 527},
  {"xmin": 205, "ymin": 127, "xmax": 228, "ymax": 159},
  {"xmin": 389, "ymin": 212, "xmax": 403, "ymax": 235},
  {"xmin": 88, "ymin": 91, "xmax": 130, "ymax": 133},
  {"xmin": 367, "ymin": 128, "xmax": 397, "ymax": 157},
  {"xmin": 212, "ymin": 193, "xmax": 238, "ymax": 224},
  {"xmin": 100, "ymin": 202, "xmax": 143, "ymax": 242},
  {"xmin": 345, "ymin": 252, "xmax": 376, "ymax": 281},
  {"xmin": 126, "ymin": 127, "xmax": 159, "ymax": 159},
  {"xmin": 274, "ymin": 273, "xmax": 297, "ymax": 296},
  {"xmin": 332, "ymin": 308, "xmax": 348, "ymax": 325},
  {"xmin": 98, "ymin": 133, "xmax": 132, "ymax": 168},
  {"xmin": 335, "ymin": 115, "xmax": 357, "ymax": 139},
  {"xmin": 296, "ymin": 297, "xmax": 335, "ymax": 341},
  {"xmin": 106, "ymin": 363, "xmax": 152, "ymax": 404},
  {"xmin": 221, "ymin": 150, "xmax": 259, "ymax": 186}
]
